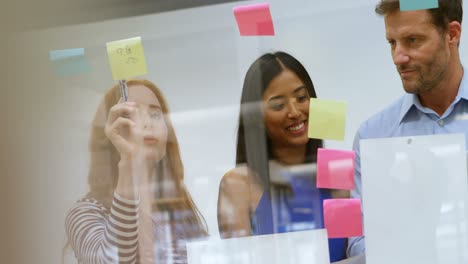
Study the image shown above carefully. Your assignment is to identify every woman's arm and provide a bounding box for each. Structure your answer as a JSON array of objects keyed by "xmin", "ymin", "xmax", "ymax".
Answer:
[
  {"xmin": 66, "ymin": 101, "xmax": 153, "ymax": 263},
  {"xmin": 65, "ymin": 193, "xmax": 139, "ymax": 264},
  {"xmin": 217, "ymin": 168, "xmax": 262, "ymax": 239},
  {"xmin": 105, "ymin": 101, "xmax": 147, "ymax": 201}
]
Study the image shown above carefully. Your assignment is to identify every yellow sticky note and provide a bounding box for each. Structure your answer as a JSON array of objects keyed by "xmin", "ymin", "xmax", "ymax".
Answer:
[
  {"xmin": 106, "ymin": 36, "xmax": 148, "ymax": 80},
  {"xmin": 308, "ymin": 98, "xmax": 347, "ymax": 141}
]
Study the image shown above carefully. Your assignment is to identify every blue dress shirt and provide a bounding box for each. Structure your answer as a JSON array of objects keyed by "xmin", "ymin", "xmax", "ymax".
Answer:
[{"xmin": 348, "ymin": 70, "xmax": 468, "ymax": 257}]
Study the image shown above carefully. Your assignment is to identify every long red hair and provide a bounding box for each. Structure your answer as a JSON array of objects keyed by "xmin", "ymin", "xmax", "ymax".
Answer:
[{"xmin": 87, "ymin": 79, "xmax": 208, "ymax": 237}]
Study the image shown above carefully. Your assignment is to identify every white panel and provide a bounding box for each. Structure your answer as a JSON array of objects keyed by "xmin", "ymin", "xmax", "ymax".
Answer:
[
  {"xmin": 187, "ymin": 229, "xmax": 330, "ymax": 264},
  {"xmin": 361, "ymin": 134, "xmax": 468, "ymax": 264}
]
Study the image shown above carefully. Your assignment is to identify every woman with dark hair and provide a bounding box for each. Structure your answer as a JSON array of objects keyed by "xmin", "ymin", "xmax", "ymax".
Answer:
[
  {"xmin": 65, "ymin": 79, "xmax": 207, "ymax": 263},
  {"xmin": 217, "ymin": 52, "xmax": 347, "ymax": 262}
]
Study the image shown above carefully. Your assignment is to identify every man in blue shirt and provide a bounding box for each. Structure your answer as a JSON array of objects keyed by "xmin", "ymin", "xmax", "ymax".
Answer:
[{"xmin": 348, "ymin": 0, "xmax": 465, "ymax": 257}]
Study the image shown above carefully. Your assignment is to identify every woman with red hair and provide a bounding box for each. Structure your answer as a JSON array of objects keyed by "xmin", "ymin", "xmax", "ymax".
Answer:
[{"xmin": 65, "ymin": 79, "xmax": 207, "ymax": 263}]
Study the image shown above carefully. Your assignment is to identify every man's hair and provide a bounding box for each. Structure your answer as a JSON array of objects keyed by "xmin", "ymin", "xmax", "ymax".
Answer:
[{"xmin": 375, "ymin": 0, "xmax": 463, "ymax": 33}]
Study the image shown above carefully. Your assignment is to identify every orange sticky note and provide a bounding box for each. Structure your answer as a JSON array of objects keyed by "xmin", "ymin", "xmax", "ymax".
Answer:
[
  {"xmin": 323, "ymin": 199, "xmax": 363, "ymax": 238},
  {"xmin": 233, "ymin": 3, "xmax": 275, "ymax": 36},
  {"xmin": 317, "ymin": 148, "xmax": 355, "ymax": 190}
]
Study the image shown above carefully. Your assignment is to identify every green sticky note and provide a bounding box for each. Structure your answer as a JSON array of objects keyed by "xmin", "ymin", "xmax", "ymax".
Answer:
[
  {"xmin": 49, "ymin": 48, "xmax": 91, "ymax": 76},
  {"xmin": 106, "ymin": 36, "xmax": 148, "ymax": 80},
  {"xmin": 308, "ymin": 98, "xmax": 347, "ymax": 141},
  {"xmin": 400, "ymin": 0, "xmax": 438, "ymax": 11}
]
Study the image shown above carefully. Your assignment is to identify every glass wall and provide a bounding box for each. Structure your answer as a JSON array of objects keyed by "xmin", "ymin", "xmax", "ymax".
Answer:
[{"xmin": 3, "ymin": 0, "xmax": 468, "ymax": 263}]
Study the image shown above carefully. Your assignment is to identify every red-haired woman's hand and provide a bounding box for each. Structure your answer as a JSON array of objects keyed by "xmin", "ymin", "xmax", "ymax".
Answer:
[{"xmin": 104, "ymin": 101, "xmax": 145, "ymax": 161}]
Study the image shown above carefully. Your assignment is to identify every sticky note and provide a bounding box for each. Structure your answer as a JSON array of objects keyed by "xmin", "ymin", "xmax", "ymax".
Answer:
[
  {"xmin": 233, "ymin": 3, "xmax": 275, "ymax": 36},
  {"xmin": 49, "ymin": 48, "xmax": 90, "ymax": 76},
  {"xmin": 317, "ymin": 148, "xmax": 355, "ymax": 190},
  {"xmin": 106, "ymin": 36, "xmax": 147, "ymax": 80},
  {"xmin": 400, "ymin": 0, "xmax": 438, "ymax": 11},
  {"xmin": 323, "ymin": 199, "xmax": 363, "ymax": 238},
  {"xmin": 308, "ymin": 98, "xmax": 347, "ymax": 141}
]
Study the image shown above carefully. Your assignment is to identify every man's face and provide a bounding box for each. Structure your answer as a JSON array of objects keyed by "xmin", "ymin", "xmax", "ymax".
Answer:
[{"xmin": 385, "ymin": 10, "xmax": 450, "ymax": 94}]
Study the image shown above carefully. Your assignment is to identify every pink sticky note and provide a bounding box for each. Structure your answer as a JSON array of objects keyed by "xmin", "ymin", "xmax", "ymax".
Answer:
[
  {"xmin": 323, "ymin": 199, "xmax": 363, "ymax": 238},
  {"xmin": 317, "ymin": 148, "xmax": 355, "ymax": 190},
  {"xmin": 233, "ymin": 3, "xmax": 275, "ymax": 36}
]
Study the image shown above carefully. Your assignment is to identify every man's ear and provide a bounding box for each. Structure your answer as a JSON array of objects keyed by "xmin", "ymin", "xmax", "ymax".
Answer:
[{"xmin": 447, "ymin": 21, "xmax": 462, "ymax": 47}]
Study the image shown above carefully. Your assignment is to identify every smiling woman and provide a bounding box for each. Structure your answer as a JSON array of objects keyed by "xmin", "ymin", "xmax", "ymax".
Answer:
[
  {"xmin": 262, "ymin": 70, "xmax": 310, "ymax": 149},
  {"xmin": 216, "ymin": 51, "xmax": 348, "ymax": 262}
]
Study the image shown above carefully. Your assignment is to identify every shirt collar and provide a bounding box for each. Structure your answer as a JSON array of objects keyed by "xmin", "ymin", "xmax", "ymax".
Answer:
[{"xmin": 398, "ymin": 67, "xmax": 467, "ymax": 123}]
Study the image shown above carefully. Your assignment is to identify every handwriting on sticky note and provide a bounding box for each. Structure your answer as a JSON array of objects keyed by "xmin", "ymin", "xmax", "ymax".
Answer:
[
  {"xmin": 308, "ymin": 98, "xmax": 347, "ymax": 141},
  {"xmin": 323, "ymin": 199, "xmax": 363, "ymax": 238},
  {"xmin": 49, "ymin": 48, "xmax": 90, "ymax": 76},
  {"xmin": 400, "ymin": 0, "xmax": 438, "ymax": 11},
  {"xmin": 317, "ymin": 148, "xmax": 355, "ymax": 190},
  {"xmin": 106, "ymin": 36, "xmax": 147, "ymax": 80},
  {"xmin": 233, "ymin": 3, "xmax": 275, "ymax": 36}
]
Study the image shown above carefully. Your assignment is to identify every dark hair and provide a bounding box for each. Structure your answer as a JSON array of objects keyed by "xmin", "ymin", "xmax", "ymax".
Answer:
[
  {"xmin": 236, "ymin": 51, "xmax": 323, "ymax": 190},
  {"xmin": 375, "ymin": 0, "xmax": 463, "ymax": 34}
]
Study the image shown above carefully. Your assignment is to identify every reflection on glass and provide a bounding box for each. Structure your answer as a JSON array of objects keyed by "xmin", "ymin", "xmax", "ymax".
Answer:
[
  {"xmin": 217, "ymin": 52, "xmax": 348, "ymax": 262},
  {"xmin": 64, "ymin": 79, "xmax": 207, "ymax": 263}
]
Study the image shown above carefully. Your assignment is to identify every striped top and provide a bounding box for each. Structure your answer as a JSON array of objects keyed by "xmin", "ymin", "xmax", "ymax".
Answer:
[
  {"xmin": 65, "ymin": 192, "xmax": 200, "ymax": 264},
  {"xmin": 65, "ymin": 192, "xmax": 140, "ymax": 263}
]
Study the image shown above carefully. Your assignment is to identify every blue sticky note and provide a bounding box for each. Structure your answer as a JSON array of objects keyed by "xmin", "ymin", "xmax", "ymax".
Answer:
[
  {"xmin": 400, "ymin": 0, "xmax": 438, "ymax": 11},
  {"xmin": 49, "ymin": 48, "xmax": 91, "ymax": 76},
  {"xmin": 49, "ymin": 48, "xmax": 85, "ymax": 60}
]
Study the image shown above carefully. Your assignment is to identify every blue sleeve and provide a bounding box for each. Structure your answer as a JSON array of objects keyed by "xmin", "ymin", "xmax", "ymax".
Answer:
[{"xmin": 347, "ymin": 124, "xmax": 366, "ymax": 257}]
